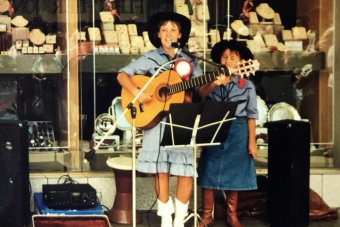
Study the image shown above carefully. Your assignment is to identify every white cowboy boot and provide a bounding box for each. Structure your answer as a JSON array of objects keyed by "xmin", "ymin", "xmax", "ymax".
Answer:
[
  {"xmin": 173, "ymin": 198, "xmax": 189, "ymax": 227},
  {"xmin": 157, "ymin": 197, "xmax": 175, "ymax": 227}
]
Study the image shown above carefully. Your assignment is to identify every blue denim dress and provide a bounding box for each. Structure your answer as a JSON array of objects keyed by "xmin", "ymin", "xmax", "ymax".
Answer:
[
  {"xmin": 197, "ymin": 118, "xmax": 257, "ymax": 190},
  {"xmin": 197, "ymin": 77, "xmax": 258, "ymax": 190}
]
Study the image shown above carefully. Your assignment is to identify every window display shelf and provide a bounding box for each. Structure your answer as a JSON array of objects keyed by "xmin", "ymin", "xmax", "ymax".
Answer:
[
  {"xmin": 0, "ymin": 55, "xmax": 66, "ymax": 74},
  {"xmin": 0, "ymin": 51, "xmax": 324, "ymax": 74},
  {"xmin": 79, "ymin": 51, "xmax": 325, "ymax": 73},
  {"xmin": 254, "ymin": 51, "xmax": 325, "ymax": 71}
]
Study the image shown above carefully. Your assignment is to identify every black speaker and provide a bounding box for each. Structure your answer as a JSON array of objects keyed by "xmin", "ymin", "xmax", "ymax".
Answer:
[
  {"xmin": 0, "ymin": 120, "xmax": 30, "ymax": 227},
  {"xmin": 267, "ymin": 120, "xmax": 310, "ymax": 227}
]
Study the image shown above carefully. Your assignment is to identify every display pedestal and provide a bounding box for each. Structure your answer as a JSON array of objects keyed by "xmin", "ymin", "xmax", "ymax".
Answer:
[{"xmin": 106, "ymin": 156, "xmax": 142, "ymax": 224}]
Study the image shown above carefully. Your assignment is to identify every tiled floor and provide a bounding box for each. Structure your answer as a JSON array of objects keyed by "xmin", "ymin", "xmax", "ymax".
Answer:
[{"xmin": 110, "ymin": 210, "xmax": 340, "ymax": 227}]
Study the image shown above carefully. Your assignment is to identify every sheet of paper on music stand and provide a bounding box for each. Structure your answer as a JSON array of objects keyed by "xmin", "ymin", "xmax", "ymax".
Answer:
[{"xmin": 160, "ymin": 102, "xmax": 237, "ymax": 147}]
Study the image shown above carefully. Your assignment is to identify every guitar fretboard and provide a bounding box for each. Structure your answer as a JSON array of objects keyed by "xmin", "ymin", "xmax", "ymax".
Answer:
[
  {"xmin": 166, "ymin": 59, "xmax": 259, "ymax": 95},
  {"xmin": 168, "ymin": 67, "xmax": 228, "ymax": 95}
]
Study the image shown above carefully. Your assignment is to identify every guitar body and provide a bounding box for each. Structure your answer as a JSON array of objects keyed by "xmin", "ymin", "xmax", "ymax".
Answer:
[
  {"xmin": 121, "ymin": 70, "xmax": 185, "ymax": 129},
  {"xmin": 120, "ymin": 59, "xmax": 260, "ymax": 130}
]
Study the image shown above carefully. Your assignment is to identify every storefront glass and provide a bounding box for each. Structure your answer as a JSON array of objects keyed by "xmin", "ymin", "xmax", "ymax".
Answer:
[{"xmin": 1, "ymin": 1, "xmax": 332, "ymax": 172}]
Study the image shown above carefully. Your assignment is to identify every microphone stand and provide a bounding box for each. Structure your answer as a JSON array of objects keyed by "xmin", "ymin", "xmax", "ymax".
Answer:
[{"xmin": 87, "ymin": 58, "xmax": 178, "ymax": 227}]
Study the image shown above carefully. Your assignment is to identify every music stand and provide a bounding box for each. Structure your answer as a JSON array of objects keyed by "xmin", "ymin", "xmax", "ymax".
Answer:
[{"xmin": 160, "ymin": 101, "xmax": 237, "ymax": 227}]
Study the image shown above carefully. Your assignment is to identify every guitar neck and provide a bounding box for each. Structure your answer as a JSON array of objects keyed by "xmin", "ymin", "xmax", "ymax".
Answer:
[
  {"xmin": 167, "ymin": 59, "xmax": 259, "ymax": 95},
  {"xmin": 168, "ymin": 67, "xmax": 229, "ymax": 95}
]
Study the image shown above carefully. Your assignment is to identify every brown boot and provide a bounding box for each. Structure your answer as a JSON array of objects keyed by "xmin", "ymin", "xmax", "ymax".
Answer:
[
  {"xmin": 197, "ymin": 188, "xmax": 214, "ymax": 227},
  {"xmin": 225, "ymin": 191, "xmax": 241, "ymax": 227}
]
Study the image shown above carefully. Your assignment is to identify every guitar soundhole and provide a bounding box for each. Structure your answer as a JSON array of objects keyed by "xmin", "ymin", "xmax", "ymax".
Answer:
[{"xmin": 158, "ymin": 87, "xmax": 170, "ymax": 99}]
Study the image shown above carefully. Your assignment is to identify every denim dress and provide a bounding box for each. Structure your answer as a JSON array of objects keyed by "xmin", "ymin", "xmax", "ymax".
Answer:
[
  {"xmin": 119, "ymin": 47, "xmax": 203, "ymax": 177},
  {"xmin": 197, "ymin": 76, "xmax": 258, "ymax": 190}
]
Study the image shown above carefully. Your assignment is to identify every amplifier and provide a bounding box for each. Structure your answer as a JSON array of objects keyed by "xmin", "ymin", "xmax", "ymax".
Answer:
[{"xmin": 43, "ymin": 184, "xmax": 97, "ymax": 209}]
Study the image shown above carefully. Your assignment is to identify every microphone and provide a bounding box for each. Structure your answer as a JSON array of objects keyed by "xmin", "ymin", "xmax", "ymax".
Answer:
[{"xmin": 169, "ymin": 42, "xmax": 181, "ymax": 48}]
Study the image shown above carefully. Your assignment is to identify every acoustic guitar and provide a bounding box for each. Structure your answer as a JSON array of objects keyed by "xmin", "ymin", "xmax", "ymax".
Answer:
[{"xmin": 121, "ymin": 59, "xmax": 260, "ymax": 129}]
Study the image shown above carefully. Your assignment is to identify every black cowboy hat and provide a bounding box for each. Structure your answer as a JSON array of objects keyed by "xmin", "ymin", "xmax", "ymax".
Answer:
[
  {"xmin": 210, "ymin": 39, "xmax": 254, "ymax": 63},
  {"xmin": 148, "ymin": 12, "xmax": 191, "ymax": 48}
]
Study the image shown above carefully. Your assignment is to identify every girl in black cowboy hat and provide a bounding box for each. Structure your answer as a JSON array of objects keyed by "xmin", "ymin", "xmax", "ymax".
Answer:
[
  {"xmin": 196, "ymin": 40, "xmax": 258, "ymax": 227},
  {"xmin": 117, "ymin": 12, "xmax": 203, "ymax": 227}
]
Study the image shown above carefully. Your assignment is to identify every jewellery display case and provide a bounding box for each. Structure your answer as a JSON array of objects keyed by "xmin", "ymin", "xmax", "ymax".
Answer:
[
  {"xmin": 0, "ymin": 0, "xmax": 336, "ymax": 173},
  {"xmin": 0, "ymin": 0, "xmax": 79, "ymax": 172}
]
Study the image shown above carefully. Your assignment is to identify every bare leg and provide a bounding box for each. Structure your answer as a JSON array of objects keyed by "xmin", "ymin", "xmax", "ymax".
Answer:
[
  {"xmin": 154, "ymin": 173, "xmax": 170, "ymax": 202},
  {"xmin": 176, "ymin": 176, "xmax": 193, "ymax": 203}
]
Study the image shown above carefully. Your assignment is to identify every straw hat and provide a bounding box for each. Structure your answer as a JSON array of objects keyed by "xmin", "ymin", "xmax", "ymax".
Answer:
[
  {"xmin": 147, "ymin": 12, "xmax": 191, "ymax": 48},
  {"xmin": 11, "ymin": 15, "xmax": 29, "ymax": 27}
]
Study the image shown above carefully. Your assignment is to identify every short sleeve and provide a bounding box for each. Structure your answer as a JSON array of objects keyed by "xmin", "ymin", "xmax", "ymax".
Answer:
[
  {"xmin": 246, "ymin": 80, "xmax": 258, "ymax": 119},
  {"xmin": 119, "ymin": 55, "xmax": 150, "ymax": 76}
]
